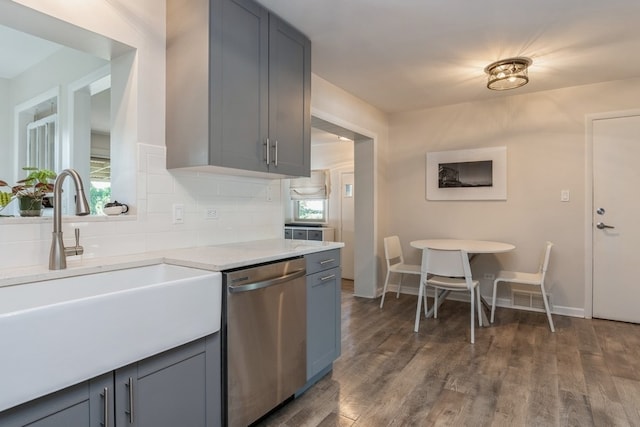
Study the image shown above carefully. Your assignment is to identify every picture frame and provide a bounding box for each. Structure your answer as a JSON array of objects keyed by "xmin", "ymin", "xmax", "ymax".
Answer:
[{"xmin": 426, "ymin": 146, "xmax": 507, "ymax": 200}]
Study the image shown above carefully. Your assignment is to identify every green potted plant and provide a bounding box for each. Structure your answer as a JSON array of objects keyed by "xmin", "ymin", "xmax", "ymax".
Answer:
[{"xmin": 0, "ymin": 167, "xmax": 56, "ymax": 217}]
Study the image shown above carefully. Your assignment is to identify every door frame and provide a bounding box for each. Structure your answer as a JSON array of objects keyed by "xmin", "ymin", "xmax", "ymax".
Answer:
[
  {"xmin": 584, "ymin": 108, "xmax": 640, "ymax": 319},
  {"xmin": 311, "ymin": 109, "xmax": 378, "ymax": 298},
  {"xmin": 339, "ymin": 170, "xmax": 355, "ymax": 280}
]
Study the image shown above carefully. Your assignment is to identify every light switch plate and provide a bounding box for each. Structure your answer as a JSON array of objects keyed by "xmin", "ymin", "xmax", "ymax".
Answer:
[
  {"xmin": 560, "ymin": 190, "xmax": 570, "ymax": 202},
  {"xmin": 173, "ymin": 204, "xmax": 184, "ymax": 224}
]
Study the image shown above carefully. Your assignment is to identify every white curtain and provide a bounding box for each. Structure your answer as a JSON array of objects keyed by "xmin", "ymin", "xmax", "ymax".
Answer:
[{"xmin": 289, "ymin": 169, "xmax": 330, "ymax": 200}]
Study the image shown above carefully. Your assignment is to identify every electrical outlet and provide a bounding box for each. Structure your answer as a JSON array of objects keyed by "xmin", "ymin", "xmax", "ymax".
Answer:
[
  {"xmin": 483, "ymin": 273, "xmax": 495, "ymax": 280},
  {"xmin": 205, "ymin": 208, "xmax": 219, "ymax": 220}
]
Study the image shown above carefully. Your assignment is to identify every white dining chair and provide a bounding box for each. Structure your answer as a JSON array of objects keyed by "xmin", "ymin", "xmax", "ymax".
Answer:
[
  {"xmin": 414, "ymin": 248, "xmax": 482, "ymax": 343},
  {"xmin": 490, "ymin": 241, "xmax": 555, "ymax": 332},
  {"xmin": 380, "ymin": 236, "xmax": 421, "ymax": 308}
]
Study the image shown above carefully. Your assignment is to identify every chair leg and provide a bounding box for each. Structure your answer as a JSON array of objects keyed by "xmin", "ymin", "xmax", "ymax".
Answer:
[
  {"xmin": 470, "ymin": 287, "xmax": 475, "ymax": 344},
  {"xmin": 476, "ymin": 285, "xmax": 483, "ymax": 327},
  {"xmin": 423, "ymin": 282, "xmax": 429, "ymax": 317},
  {"xmin": 396, "ymin": 273, "xmax": 403, "ymax": 298},
  {"xmin": 414, "ymin": 281, "xmax": 424, "ymax": 332},
  {"xmin": 434, "ymin": 287, "xmax": 439, "ymax": 319},
  {"xmin": 540, "ymin": 285, "xmax": 555, "ymax": 332},
  {"xmin": 380, "ymin": 270, "xmax": 391, "ymax": 308},
  {"xmin": 491, "ymin": 279, "xmax": 500, "ymax": 323}
]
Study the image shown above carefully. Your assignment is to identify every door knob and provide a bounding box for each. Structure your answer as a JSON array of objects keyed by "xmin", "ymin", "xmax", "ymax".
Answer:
[{"xmin": 596, "ymin": 222, "xmax": 615, "ymax": 229}]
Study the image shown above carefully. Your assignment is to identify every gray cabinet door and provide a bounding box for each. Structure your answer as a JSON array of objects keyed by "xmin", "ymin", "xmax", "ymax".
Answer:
[
  {"xmin": 167, "ymin": 0, "xmax": 310, "ymax": 177},
  {"xmin": 0, "ymin": 336, "xmax": 220, "ymax": 427},
  {"xmin": 306, "ymin": 266, "xmax": 342, "ymax": 379},
  {"xmin": 268, "ymin": 14, "xmax": 311, "ymax": 177},
  {"xmin": 293, "ymin": 229, "xmax": 307, "ymax": 240},
  {"xmin": 212, "ymin": 0, "xmax": 269, "ymax": 173},
  {"xmin": 115, "ymin": 334, "xmax": 221, "ymax": 427},
  {"xmin": 0, "ymin": 373, "xmax": 113, "ymax": 427},
  {"xmin": 307, "ymin": 230, "xmax": 323, "ymax": 241},
  {"xmin": 306, "ymin": 249, "xmax": 341, "ymax": 275}
]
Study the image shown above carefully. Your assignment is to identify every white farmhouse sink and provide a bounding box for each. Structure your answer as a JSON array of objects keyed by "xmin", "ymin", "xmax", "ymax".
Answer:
[{"xmin": 0, "ymin": 264, "xmax": 221, "ymax": 412}]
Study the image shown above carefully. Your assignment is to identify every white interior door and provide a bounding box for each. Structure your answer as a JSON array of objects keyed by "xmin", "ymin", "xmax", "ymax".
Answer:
[
  {"xmin": 593, "ymin": 114, "xmax": 640, "ymax": 323},
  {"xmin": 340, "ymin": 172, "xmax": 355, "ymax": 280}
]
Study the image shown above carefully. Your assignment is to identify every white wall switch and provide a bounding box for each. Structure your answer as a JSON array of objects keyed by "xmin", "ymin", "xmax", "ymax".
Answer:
[
  {"xmin": 173, "ymin": 204, "xmax": 184, "ymax": 224},
  {"xmin": 560, "ymin": 190, "xmax": 570, "ymax": 202}
]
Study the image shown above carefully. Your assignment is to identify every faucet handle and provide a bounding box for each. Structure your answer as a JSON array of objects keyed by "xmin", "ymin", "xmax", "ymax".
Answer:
[{"xmin": 64, "ymin": 228, "xmax": 84, "ymax": 257}]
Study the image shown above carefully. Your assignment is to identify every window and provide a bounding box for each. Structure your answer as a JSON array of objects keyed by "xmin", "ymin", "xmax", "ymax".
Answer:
[
  {"xmin": 294, "ymin": 199, "xmax": 327, "ymax": 223},
  {"xmin": 89, "ymin": 156, "xmax": 111, "ymax": 214},
  {"xmin": 290, "ymin": 169, "xmax": 330, "ymax": 223}
]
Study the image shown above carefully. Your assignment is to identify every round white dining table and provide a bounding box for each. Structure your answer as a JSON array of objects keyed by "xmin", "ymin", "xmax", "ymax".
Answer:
[
  {"xmin": 410, "ymin": 239, "xmax": 515, "ymax": 254},
  {"xmin": 410, "ymin": 239, "xmax": 515, "ymax": 327}
]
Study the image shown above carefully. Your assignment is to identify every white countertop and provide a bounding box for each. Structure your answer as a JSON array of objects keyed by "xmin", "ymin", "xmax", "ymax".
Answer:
[{"xmin": 0, "ymin": 238, "xmax": 344, "ymax": 288}]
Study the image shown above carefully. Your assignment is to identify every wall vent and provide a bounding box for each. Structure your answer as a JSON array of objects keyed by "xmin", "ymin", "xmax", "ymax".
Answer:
[{"xmin": 511, "ymin": 284, "xmax": 551, "ymax": 312}]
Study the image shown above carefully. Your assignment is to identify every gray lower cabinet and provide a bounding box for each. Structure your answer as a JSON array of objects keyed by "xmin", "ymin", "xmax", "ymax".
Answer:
[
  {"xmin": 0, "ymin": 334, "xmax": 221, "ymax": 427},
  {"xmin": 166, "ymin": 0, "xmax": 311, "ymax": 177},
  {"xmin": 0, "ymin": 373, "xmax": 113, "ymax": 427},
  {"xmin": 304, "ymin": 249, "xmax": 342, "ymax": 385}
]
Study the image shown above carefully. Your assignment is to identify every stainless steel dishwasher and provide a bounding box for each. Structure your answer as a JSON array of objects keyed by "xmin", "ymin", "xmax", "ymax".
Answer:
[{"xmin": 222, "ymin": 257, "xmax": 307, "ymax": 427}]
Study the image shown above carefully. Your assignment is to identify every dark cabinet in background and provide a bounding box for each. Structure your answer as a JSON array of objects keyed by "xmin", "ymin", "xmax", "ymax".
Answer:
[
  {"xmin": 284, "ymin": 226, "xmax": 335, "ymax": 241},
  {"xmin": 167, "ymin": 0, "xmax": 311, "ymax": 178}
]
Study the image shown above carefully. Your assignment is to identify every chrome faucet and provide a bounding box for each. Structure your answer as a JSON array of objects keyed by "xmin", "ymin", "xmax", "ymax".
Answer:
[{"xmin": 49, "ymin": 169, "xmax": 91, "ymax": 270}]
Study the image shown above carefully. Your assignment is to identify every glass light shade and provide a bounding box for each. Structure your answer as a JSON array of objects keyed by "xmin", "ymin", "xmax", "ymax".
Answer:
[{"xmin": 485, "ymin": 57, "xmax": 532, "ymax": 90}]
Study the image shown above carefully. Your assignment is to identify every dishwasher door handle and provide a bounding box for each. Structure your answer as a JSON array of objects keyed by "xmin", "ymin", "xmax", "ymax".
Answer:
[{"xmin": 228, "ymin": 268, "xmax": 306, "ymax": 293}]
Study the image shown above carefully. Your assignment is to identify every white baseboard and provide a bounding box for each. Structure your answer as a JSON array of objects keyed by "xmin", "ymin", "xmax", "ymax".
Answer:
[{"xmin": 380, "ymin": 284, "xmax": 585, "ymax": 318}]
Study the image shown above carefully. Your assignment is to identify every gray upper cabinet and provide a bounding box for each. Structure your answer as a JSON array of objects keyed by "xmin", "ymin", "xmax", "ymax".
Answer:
[
  {"xmin": 267, "ymin": 15, "xmax": 312, "ymax": 177},
  {"xmin": 167, "ymin": 0, "xmax": 311, "ymax": 178}
]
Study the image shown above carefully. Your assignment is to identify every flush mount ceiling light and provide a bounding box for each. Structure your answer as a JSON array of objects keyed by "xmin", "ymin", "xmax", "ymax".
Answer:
[{"xmin": 484, "ymin": 57, "xmax": 532, "ymax": 90}]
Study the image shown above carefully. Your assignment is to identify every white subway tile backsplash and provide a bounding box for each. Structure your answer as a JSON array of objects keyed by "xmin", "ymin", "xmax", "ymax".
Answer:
[
  {"xmin": 0, "ymin": 143, "xmax": 285, "ymax": 269},
  {"xmin": 146, "ymin": 173, "xmax": 176, "ymax": 195}
]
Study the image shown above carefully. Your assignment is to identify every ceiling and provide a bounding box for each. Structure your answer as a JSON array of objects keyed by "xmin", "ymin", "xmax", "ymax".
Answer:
[
  {"xmin": 4, "ymin": 2, "xmax": 639, "ymax": 116},
  {"xmin": 256, "ymin": 0, "xmax": 640, "ymax": 113},
  {"xmin": 0, "ymin": 24, "xmax": 61, "ymax": 79}
]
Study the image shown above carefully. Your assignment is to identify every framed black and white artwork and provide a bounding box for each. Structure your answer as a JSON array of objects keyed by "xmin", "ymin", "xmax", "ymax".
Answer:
[{"xmin": 426, "ymin": 146, "xmax": 507, "ymax": 200}]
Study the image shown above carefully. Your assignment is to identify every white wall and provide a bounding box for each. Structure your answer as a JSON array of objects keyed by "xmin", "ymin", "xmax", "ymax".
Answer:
[
  {"xmin": 387, "ymin": 77, "xmax": 640, "ymax": 315},
  {"xmin": 311, "ymin": 75, "xmax": 390, "ymax": 297}
]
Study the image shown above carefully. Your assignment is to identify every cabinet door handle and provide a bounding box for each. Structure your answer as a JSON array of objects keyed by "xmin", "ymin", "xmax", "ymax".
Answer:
[
  {"xmin": 273, "ymin": 140, "xmax": 278, "ymax": 166},
  {"xmin": 264, "ymin": 138, "xmax": 270, "ymax": 166},
  {"xmin": 319, "ymin": 258, "xmax": 335, "ymax": 265},
  {"xmin": 101, "ymin": 387, "xmax": 109, "ymax": 427},
  {"xmin": 125, "ymin": 377, "xmax": 134, "ymax": 423},
  {"xmin": 320, "ymin": 274, "xmax": 335, "ymax": 281}
]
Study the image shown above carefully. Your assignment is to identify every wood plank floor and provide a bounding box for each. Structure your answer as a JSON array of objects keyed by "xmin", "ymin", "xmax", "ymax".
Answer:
[{"xmin": 256, "ymin": 280, "xmax": 640, "ymax": 427}]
